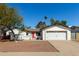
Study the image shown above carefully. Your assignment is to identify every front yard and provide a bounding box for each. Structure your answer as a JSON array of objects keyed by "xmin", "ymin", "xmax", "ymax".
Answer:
[
  {"xmin": 0, "ymin": 40, "xmax": 79, "ymax": 56},
  {"xmin": 0, "ymin": 40, "xmax": 58, "ymax": 52}
]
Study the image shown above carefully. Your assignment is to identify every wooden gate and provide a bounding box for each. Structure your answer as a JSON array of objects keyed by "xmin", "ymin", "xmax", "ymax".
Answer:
[{"xmin": 76, "ymin": 32, "xmax": 79, "ymax": 41}]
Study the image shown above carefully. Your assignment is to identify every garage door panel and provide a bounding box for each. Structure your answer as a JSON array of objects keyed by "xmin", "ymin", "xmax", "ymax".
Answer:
[{"xmin": 45, "ymin": 32, "xmax": 66, "ymax": 40}]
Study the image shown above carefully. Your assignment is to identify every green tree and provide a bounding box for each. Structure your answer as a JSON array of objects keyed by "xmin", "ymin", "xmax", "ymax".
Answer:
[
  {"xmin": 35, "ymin": 21, "xmax": 47, "ymax": 38},
  {"xmin": 0, "ymin": 4, "xmax": 24, "ymax": 40},
  {"xmin": 50, "ymin": 18, "xmax": 67, "ymax": 26},
  {"xmin": 61, "ymin": 20, "xmax": 67, "ymax": 26},
  {"xmin": 36, "ymin": 16, "xmax": 48, "ymax": 29},
  {"xmin": 36, "ymin": 21, "xmax": 47, "ymax": 29},
  {"xmin": 50, "ymin": 18, "xmax": 59, "ymax": 25}
]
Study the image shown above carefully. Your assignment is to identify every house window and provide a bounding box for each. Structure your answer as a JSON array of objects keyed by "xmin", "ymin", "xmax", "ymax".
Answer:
[
  {"xmin": 26, "ymin": 33, "xmax": 28, "ymax": 35},
  {"xmin": 36, "ymin": 32, "xmax": 41, "ymax": 36}
]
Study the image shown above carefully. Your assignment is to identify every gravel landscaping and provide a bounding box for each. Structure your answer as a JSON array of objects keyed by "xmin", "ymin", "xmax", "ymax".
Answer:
[{"xmin": 0, "ymin": 41, "xmax": 59, "ymax": 52}]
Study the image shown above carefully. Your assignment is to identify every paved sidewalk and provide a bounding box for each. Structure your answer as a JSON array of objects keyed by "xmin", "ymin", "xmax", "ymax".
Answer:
[{"xmin": 0, "ymin": 40, "xmax": 79, "ymax": 56}]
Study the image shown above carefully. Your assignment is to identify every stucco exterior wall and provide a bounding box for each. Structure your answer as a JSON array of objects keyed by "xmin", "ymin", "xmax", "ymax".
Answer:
[
  {"xmin": 6, "ymin": 29, "xmax": 37, "ymax": 40},
  {"xmin": 6, "ymin": 29, "xmax": 20, "ymax": 35},
  {"xmin": 42, "ymin": 26, "xmax": 71, "ymax": 40},
  {"xmin": 17, "ymin": 32, "xmax": 32, "ymax": 40}
]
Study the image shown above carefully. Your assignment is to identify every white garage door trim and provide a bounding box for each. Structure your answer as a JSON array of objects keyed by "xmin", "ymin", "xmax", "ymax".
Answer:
[{"xmin": 45, "ymin": 31, "xmax": 67, "ymax": 40}]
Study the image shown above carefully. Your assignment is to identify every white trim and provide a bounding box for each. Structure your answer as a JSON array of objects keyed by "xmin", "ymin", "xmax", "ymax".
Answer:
[{"xmin": 42, "ymin": 26, "xmax": 71, "ymax": 40}]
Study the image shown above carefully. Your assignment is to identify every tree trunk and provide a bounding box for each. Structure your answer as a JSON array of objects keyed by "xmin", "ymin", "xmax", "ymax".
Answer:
[
  {"xmin": 0, "ymin": 31, "xmax": 3, "ymax": 40},
  {"xmin": 8, "ymin": 27, "xmax": 16, "ymax": 41},
  {"xmin": 10, "ymin": 29, "xmax": 15, "ymax": 41}
]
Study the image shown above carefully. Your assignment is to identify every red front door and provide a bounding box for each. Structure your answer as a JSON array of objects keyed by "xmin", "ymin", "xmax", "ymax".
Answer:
[{"xmin": 32, "ymin": 32, "xmax": 35, "ymax": 39}]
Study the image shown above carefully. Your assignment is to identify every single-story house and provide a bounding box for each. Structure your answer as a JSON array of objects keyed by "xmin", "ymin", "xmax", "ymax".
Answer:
[
  {"xmin": 42, "ymin": 26, "xmax": 71, "ymax": 40},
  {"xmin": 6, "ymin": 28, "xmax": 40, "ymax": 40},
  {"xmin": 5, "ymin": 25, "xmax": 79, "ymax": 41}
]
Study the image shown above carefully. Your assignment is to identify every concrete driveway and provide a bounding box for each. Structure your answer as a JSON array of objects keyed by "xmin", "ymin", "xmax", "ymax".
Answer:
[
  {"xmin": 49, "ymin": 40, "xmax": 79, "ymax": 56},
  {"xmin": 0, "ymin": 40, "xmax": 79, "ymax": 56}
]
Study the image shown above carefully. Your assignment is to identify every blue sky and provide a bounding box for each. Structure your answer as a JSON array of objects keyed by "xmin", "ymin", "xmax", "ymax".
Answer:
[{"xmin": 8, "ymin": 3, "xmax": 79, "ymax": 28}]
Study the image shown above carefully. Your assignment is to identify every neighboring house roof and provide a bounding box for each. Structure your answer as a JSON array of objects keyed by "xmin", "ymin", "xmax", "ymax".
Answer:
[{"xmin": 70, "ymin": 26, "xmax": 79, "ymax": 32}]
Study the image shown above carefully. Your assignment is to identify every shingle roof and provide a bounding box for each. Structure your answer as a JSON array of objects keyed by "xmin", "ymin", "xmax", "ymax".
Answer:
[{"xmin": 23, "ymin": 28, "xmax": 40, "ymax": 32}]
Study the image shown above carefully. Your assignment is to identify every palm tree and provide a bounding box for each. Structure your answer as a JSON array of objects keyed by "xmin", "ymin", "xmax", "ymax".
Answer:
[{"xmin": 44, "ymin": 16, "xmax": 48, "ymax": 20}]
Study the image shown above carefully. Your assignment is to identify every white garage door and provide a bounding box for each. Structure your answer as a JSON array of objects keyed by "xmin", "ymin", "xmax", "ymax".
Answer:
[{"xmin": 45, "ymin": 31, "xmax": 67, "ymax": 40}]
